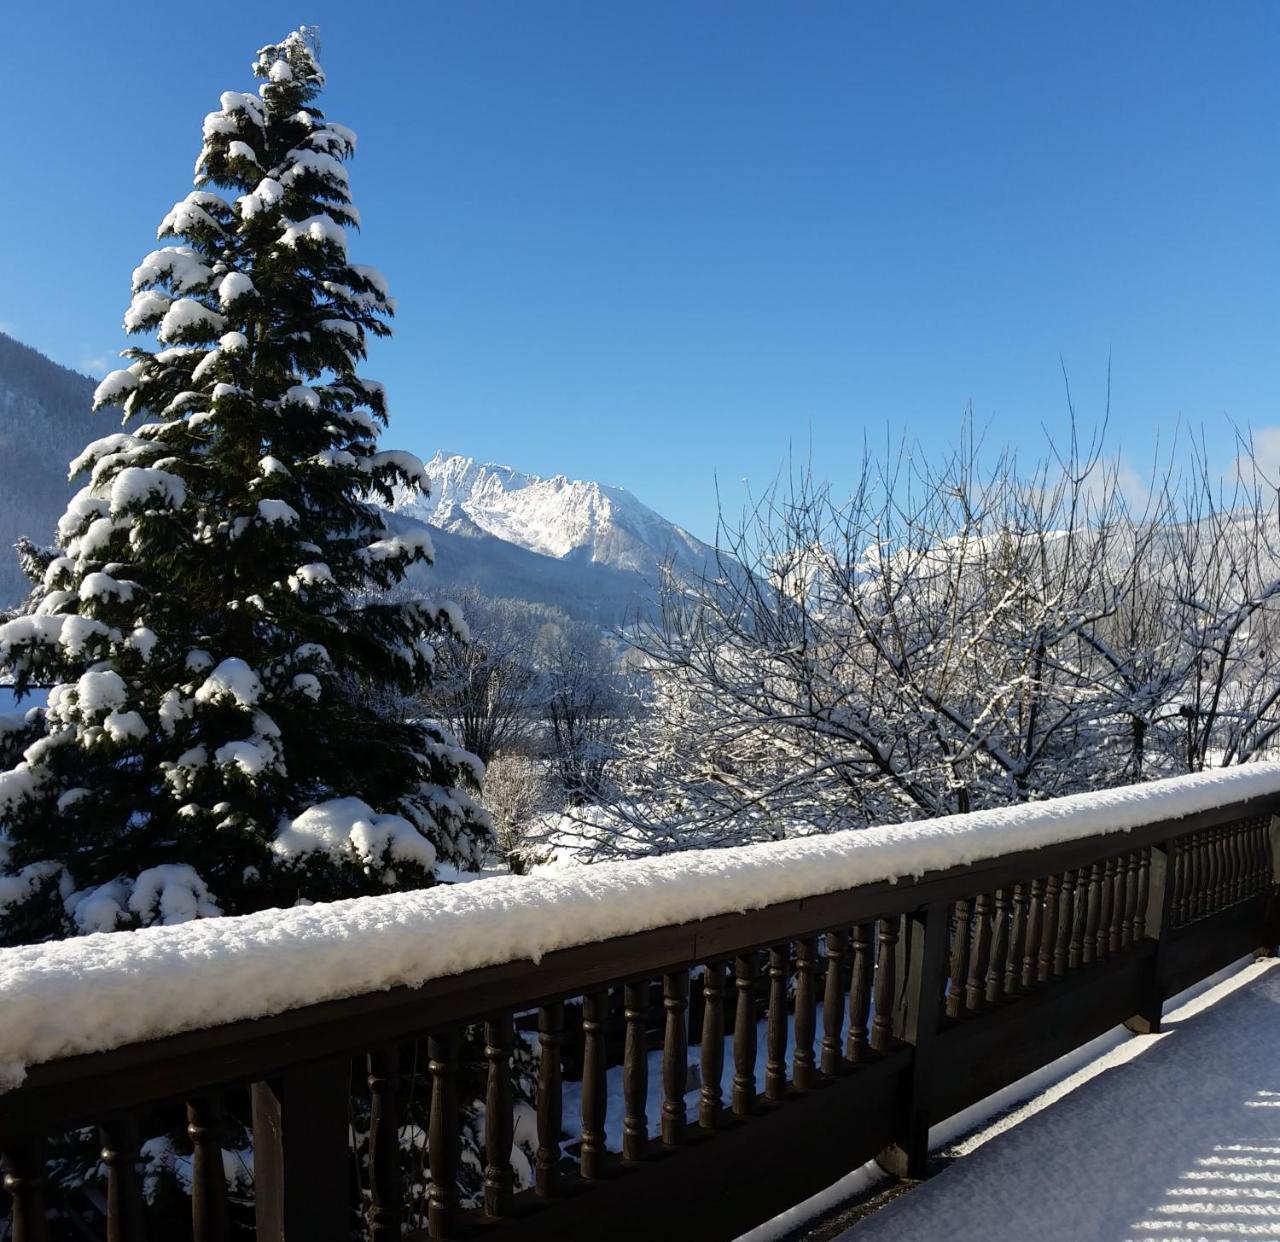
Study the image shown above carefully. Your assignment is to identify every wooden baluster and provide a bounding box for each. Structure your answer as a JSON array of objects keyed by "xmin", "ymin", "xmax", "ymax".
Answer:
[
  {"xmin": 870, "ymin": 916, "xmax": 899, "ymax": 1052},
  {"xmin": 1190, "ymin": 833, "xmax": 1204, "ymax": 918},
  {"xmin": 1134, "ymin": 848, "xmax": 1152, "ymax": 940},
  {"xmin": 700, "ymin": 962, "xmax": 727, "ymax": 1128},
  {"xmin": 1120, "ymin": 853, "xmax": 1139, "ymax": 950},
  {"xmin": 368, "ymin": 1046, "xmax": 402, "ymax": 1239},
  {"xmin": 1211, "ymin": 829, "xmax": 1221, "ymax": 911},
  {"xmin": 1226, "ymin": 824, "xmax": 1242, "ymax": 901},
  {"xmin": 846, "ymin": 922, "xmax": 874, "ymax": 1062},
  {"xmin": 661, "ymin": 971, "xmax": 689, "ymax": 1144},
  {"xmin": 581, "ymin": 990, "xmax": 609, "ymax": 1177},
  {"xmin": 1005, "ymin": 883, "xmax": 1029, "ymax": 992},
  {"xmin": 1053, "ymin": 871, "xmax": 1075, "ymax": 976},
  {"xmin": 821, "ymin": 930, "xmax": 847, "ymax": 1075},
  {"xmin": 1192, "ymin": 832, "xmax": 1207, "ymax": 918},
  {"xmin": 793, "ymin": 938, "xmax": 818, "ymax": 1089},
  {"xmin": 1197, "ymin": 831, "xmax": 1211, "ymax": 915},
  {"xmin": 733, "ymin": 953, "xmax": 760, "ymax": 1115},
  {"xmin": 1230, "ymin": 824, "xmax": 1246, "ymax": 902},
  {"xmin": 535, "ymin": 1003, "xmax": 563, "ymax": 1197},
  {"xmin": 187, "ymin": 1096, "xmax": 229, "ymax": 1242},
  {"xmin": 986, "ymin": 890, "xmax": 1011, "ymax": 1004},
  {"xmin": 1250, "ymin": 820, "xmax": 1267, "ymax": 894},
  {"xmin": 100, "ymin": 1117, "xmax": 146, "ymax": 1242},
  {"xmin": 482, "ymin": 1018, "xmax": 514, "ymax": 1216},
  {"xmin": 965, "ymin": 894, "xmax": 992, "ymax": 1011},
  {"xmin": 1188, "ymin": 833, "xmax": 1202, "ymax": 919},
  {"xmin": 622, "ymin": 982, "xmax": 649, "ymax": 1159},
  {"xmin": 946, "ymin": 898, "xmax": 972, "ymax": 1017},
  {"xmin": 1172, "ymin": 839, "xmax": 1190, "ymax": 925},
  {"xmin": 1096, "ymin": 860, "xmax": 1115, "ymax": 960},
  {"xmin": 1021, "ymin": 878, "xmax": 1045, "ymax": 987},
  {"xmin": 3, "ymin": 1138, "xmax": 51, "ymax": 1242},
  {"xmin": 1108, "ymin": 856, "xmax": 1126, "ymax": 953},
  {"xmin": 1037, "ymin": 875, "xmax": 1060, "ymax": 983},
  {"xmin": 765, "ymin": 946, "xmax": 789, "ymax": 1101},
  {"xmin": 1069, "ymin": 867, "xmax": 1088, "ymax": 969},
  {"xmin": 427, "ymin": 1031, "xmax": 461, "ymax": 1238},
  {"xmin": 1082, "ymin": 863, "xmax": 1102, "ymax": 964}
]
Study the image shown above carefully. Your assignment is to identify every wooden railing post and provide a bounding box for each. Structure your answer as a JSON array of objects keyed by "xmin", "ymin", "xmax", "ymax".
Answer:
[
  {"xmin": 580, "ymin": 991, "xmax": 609, "ymax": 1178},
  {"xmin": 877, "ymin": 903, "xmax": 948, "ymax": 1180},
  {"xmin": 1268, "ymin": 815, "xmax": 1280, "ymax": 952},
  {"xmin": 427, "ymin": 1032, "xmax": 461, "ymax": 1239},
  {"xmin": 252, "ymin": 1059, "xmax": 351, "ymax": 1242},
  {"xmin": 100, "ymin": 1116, "xmax": 147, "ymax": 1242},
  {"xmin": 623, "ymin": 982, "xmax": 650, "ymax": 1158},
  {"xmin": 661, "ymin": 971, "xmax": 690, "ymax": 1144},
  {"xmin": 1126, "ymin": 840, "xmax": 1175, "ymax": 1035},
  {"xmin": 699, "ymin": 962, "xmax": 727, "ymax": 1128},
  {"xmin": 535, "ymin": 1003, "xmax": 564, "ymax": 1197},
  {"xmin": 483, "ymin": 1018, "xmax": 515, "ymax": 1216},
  {"xmin": 2, "ymin": 1137, "xmax": 50, "ymax": 1242},
  {"xmin": 368, "ymin": 1046, "xmax": 402, "ymax": 1240},
  {"xmin": 187, "ymin": 1096, "xmax": 230, "ymax": 1242}
]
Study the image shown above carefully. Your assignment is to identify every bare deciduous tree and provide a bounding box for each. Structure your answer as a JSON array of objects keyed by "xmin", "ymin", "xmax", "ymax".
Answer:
[{"xmin": 597, "ymin": 421, "xmax": 1280, "ymax": 853}]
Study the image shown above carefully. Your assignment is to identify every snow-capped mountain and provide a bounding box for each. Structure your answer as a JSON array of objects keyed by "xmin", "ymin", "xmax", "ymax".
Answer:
[
  {"xmin": 0, "ymin": 328, "xmax": 718, "ymax": 625},
  {"xmin": 393, "ymin": 452, "xmax": 719, "ymax": 580}
]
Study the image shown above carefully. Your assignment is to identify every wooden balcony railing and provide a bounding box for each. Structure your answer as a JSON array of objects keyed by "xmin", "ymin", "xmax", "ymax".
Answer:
[{"xmin": 1, "ymin": 783, "xmax": 1278, "ymax": 1241}]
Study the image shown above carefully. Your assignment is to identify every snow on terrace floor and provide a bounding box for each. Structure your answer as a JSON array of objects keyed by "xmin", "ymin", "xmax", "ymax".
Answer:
[{"xmin": 830, "ymin": 959, "xmax": 1280, "ymax": 1242}]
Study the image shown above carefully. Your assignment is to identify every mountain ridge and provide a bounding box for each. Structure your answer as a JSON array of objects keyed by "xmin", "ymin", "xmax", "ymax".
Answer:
[
  {"xmin": 0, "ymin": 334, "xmax": 715, "ymax": 623},
  {"xmin": 0, "ymin": 332, "xmax": 100, "ymax": 607},
  {"xmin": 392, "ymin": 450, "xmax": 718, "ymax": 579},
  {"xmin": 388, "ymin": 451, "xmax": 726, "ymax": 624}
]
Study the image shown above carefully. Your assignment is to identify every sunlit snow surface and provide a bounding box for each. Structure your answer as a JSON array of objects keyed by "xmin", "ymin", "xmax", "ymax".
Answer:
[
  {"xmin": 3, "ymin": 765, "xmax": 1280, "ymax": 1088},
  {"xmin": 841, "ymin": 960, "xmax": 1280, "ymax": 1242}
]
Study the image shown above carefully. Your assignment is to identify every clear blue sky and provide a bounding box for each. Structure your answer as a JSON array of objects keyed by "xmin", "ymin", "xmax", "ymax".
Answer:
[{"xmin": 2, "ymin": 2, "xmax": 1277, "ymax": 542}]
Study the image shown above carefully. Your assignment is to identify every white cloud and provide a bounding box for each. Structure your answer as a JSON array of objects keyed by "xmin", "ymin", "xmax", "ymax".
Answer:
[
  {"xmin": 1234, "ymin": 426, "xmax": 1280, "ymax": 487},
  {"xmin": 79, "ymin": 353, "xmax": 112, "ymax": 376}
]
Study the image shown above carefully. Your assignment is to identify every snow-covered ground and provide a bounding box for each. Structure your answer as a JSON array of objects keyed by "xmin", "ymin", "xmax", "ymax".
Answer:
[
  {"xmin": 3, "ymin": 764, "xmax": 1280, "ymax": 1088},
  {"xmin": 794, "ymin": 959, "xmax": 1280, "ymax": 1242}
]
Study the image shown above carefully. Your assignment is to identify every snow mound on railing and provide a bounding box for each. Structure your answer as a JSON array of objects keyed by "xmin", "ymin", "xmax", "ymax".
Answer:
[{"xmin": 3, "ymin": 764, "xmax": 1280, "ymax": 1089}]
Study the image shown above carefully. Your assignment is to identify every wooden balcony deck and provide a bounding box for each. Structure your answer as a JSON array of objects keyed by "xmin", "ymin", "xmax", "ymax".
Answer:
[
  {"xmin": 2, "ymin": 777, "xmax": 1278, "ymax": 1241},
  {"xmin": 838, "ymin": 958, "xmax": 1280, "ymax": 1242}
]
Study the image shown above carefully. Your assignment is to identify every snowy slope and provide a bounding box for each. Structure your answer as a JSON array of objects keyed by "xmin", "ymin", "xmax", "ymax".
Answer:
[{"xmin": 393, "ymin": 452, "xmax": 721, "ymax": 580}]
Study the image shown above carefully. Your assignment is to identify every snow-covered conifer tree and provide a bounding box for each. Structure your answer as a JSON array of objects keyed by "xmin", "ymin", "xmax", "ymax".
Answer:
[{"xmin": 0, "ymin": 28, "xmax": 490, "ymax": 946}]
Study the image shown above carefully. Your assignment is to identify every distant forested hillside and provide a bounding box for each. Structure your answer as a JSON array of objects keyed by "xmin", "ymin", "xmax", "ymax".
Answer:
[{"xmin": 0, "ymin": 333, "xmax": 98, "ymax": 607}]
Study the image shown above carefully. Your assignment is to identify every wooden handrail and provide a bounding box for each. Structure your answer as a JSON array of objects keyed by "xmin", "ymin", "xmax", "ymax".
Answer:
[{"xmin": 2, "ymin": 789, "xmax": 1278, "ymax": 1241}]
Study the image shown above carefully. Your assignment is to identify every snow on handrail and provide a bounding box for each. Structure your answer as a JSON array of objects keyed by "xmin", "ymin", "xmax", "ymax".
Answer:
[{"xmin": 4, "ymin": 763, "xmax": 1280, "ymax": 1089}]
